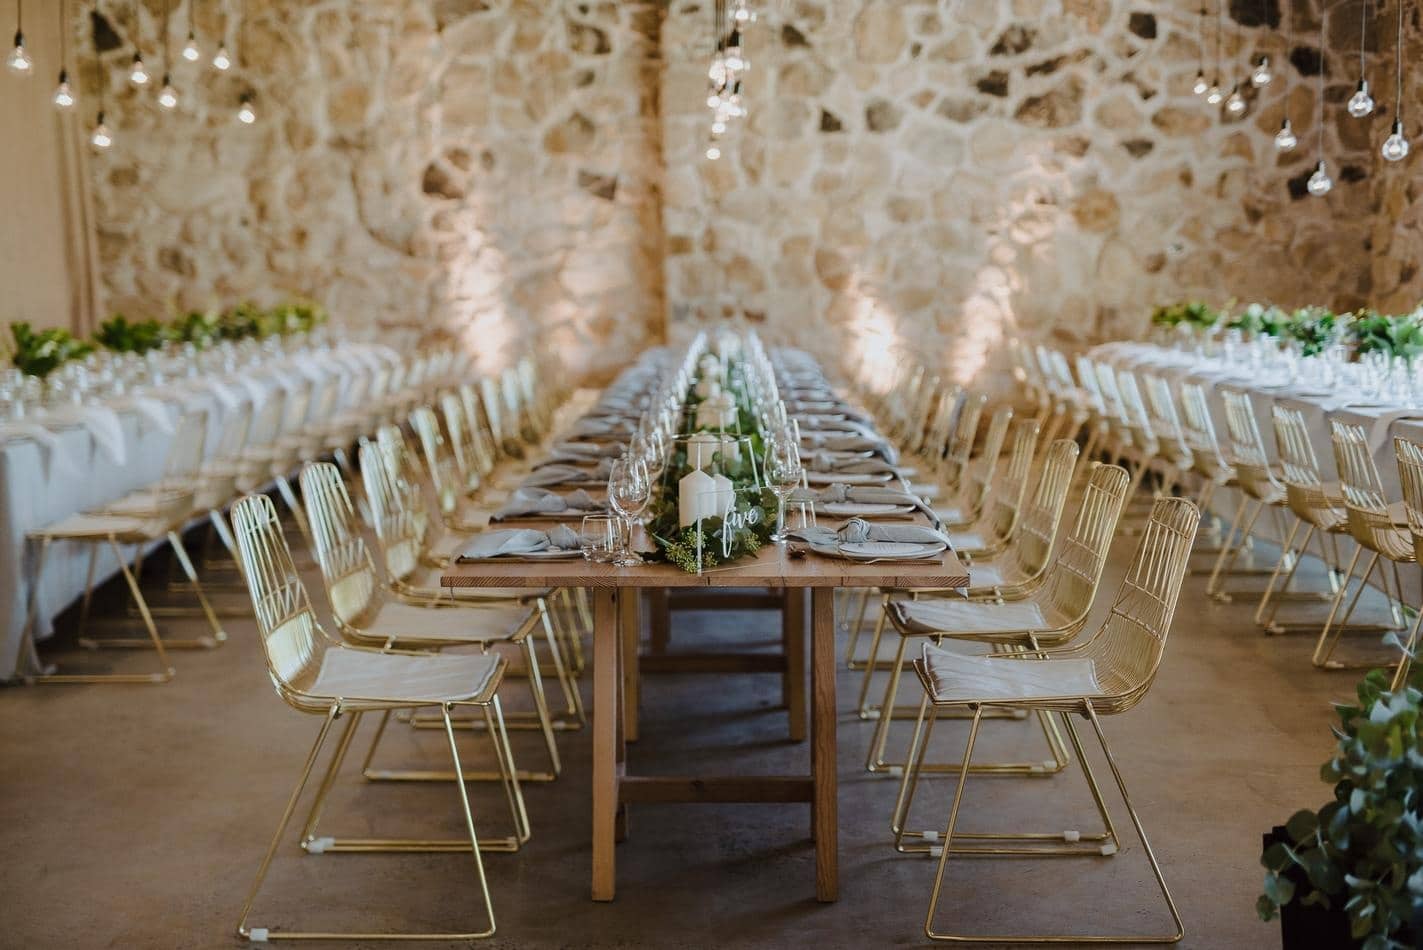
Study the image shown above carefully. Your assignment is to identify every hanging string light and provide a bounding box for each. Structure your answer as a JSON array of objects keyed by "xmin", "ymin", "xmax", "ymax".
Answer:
[
  {"xmin": 7, "ymin": 0, "xmax": 32, "ymax": 74},
  {"xmin": 1307, "ymin": 16, "xmax": 1332, "ymax": 195},
  {"xmin": 157, "ymin": 0, "xmax": 176, "ymax": 108},
  {"xmin": 1194, "ymin": 6, "xmax": 1209, "ymax": 93},
  {"xmin": 1251, "ymin": 0, "xmax": 1272, "ymax": 85},
  {"xmin": 53, "ymin": 0, "xmax": 74, "ymax": 108},
  {"xmin": 181, "ymin": 0, "xmax": 199, "ymax": 61},
  {"xmin": 1274, "ymin": 2, "xmax": 1296, "ymax": 149},
  {"xmin": 211, "ymin": 1, "xmax": 231, "ymax": 75},
  {"xmin": 90, "ymin": 0, "xmax": 111, "ymax": 148},
  {"xmin": 237, "ymin": 91, "xmax": 254, "ymax": 124},
  {"xmin": 1381, "ymin": 0, "xmax": 1409, "ymax": 160},
  {"xmin": 1224, "ymin": 9, "xmax": 1248, "ymax": 115},
  {"xmin": 1347, "ymin": 0, "xmax": 1375, "ymax": 117},
  {"xmin": 1206, "ymin": 0, "xmax": 1224, "ymax": 104}
]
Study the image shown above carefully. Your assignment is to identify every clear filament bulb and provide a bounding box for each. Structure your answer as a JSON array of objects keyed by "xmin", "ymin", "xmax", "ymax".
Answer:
[
  {"xmin": 7, "ymin": 32, "xmax": 31, "ymax": 74},
  {"xmin": 212, "ymin": 44, "xmax": 231, "ymax": 71},
  {"xmin": 91, "ymin": 114, "xmax": 112, "ymax": 149},
  {"xmin": 181, "ymin": 33, "xmax": 200, "ymax": 62},
  {"xmin": 1225, "ymin": 85, "xmax": 1246, "ymax": 116},
  {"xmin": 1192, "ymin": 70, "xmax": 1208, "ymax": 95},
  {"xmin": 1382, "ymin": 119, "xmax": 1410, "ymax": 161},
  {"xmin": 53, "ymin": 70, "xmax": 74, "ymax": 109},
  {"xmin": 129, "ymin": 54, "xmax": 149, "ymax": 86},
  {"xmin": 705, "ymin": 145, "xmax": 721, "ymax": 161},
  {"xmin": 237, "ymin": 97, "xmax": 255, "ymax": 124},
  {"xmin": 1251, "ymin": 56, "xmax": 1272, "ymax": 87},
  {"xmin": 158, "ymin": 76, "xmax": 177, "ymax": 110},
  {"xmin": 1306, "ymin": 160, "xmax": 1333, "ymax": 196},
  {"xmin": 733, "ymin": 1, "xmax": 751, "ymax": 22},
  {"xmin": 1206, "ymin": 82, "xmax": 1223, "ymax": 105},
  {"xmin": 707, "ymin": 55, "xmax": 726, "ymax": 86},
  {"xmin": 711, "ymin": 119, "xmax": 726, "ymax": 135},
  {"xmin": 1347, "ymin": 79, "xmax": 1374, "ymax": 118},
  {"xmin": 1274, "ymin": 117, "xmax": 1297, "ymax": 151},
  {"xmin": 706, "ymin": 92, "xmax": 721, "ymax": 109}
]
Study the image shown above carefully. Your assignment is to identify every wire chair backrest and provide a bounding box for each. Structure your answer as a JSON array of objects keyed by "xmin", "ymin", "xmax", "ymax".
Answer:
[
  {"xmin": 278, "ymin": 380, "xmax": 313, "ymax": 437},
  {"xmin": 213, "ymin": 402, "xmax": 254, "ymax": 461},
  {"xmin": 479, "ymin": 377, "xmax": 506, "ymax": 450},
  {"xmin": 1396, "ymin": 437, "xmax": 1423, "ymax": 563},
  {"xmin": 1177, "ymin": 382, "xmax": 1227, "ymax": 472},
  {"xmin": 439, "ymin": 391, "xmax": 480, "ymax": 495},
  {"xmin": 960, "ymin": 405, "xmax": 1012, "ymax": 514},
  {"xmin": 1037, "ymin": 462, "xmax": 1131, "ymax": 625},
  {"xmin": 1073, "ymin": 355, "xmax": 1107, "ymax": 416},
  {"xmin": 905, "ymin": 374, "xmax": 942, "ymax": 455},
  {"xmin": 162, "ymin": 409, "xmax": 209, "ymax": 484},
  {"xmin": 410, "ymin": 405, "xmax": 462, "ymax": 519},
  {"xmin": 1000, "ymin": 439, "xmax": 1080, "ymax": 584},
  {"xmin": 941, "ymin": 392, "xmax": 986, "ymax": 489},
  {"xmin": 246, "ymin": 389, "xmax": 288, "ymax": 449},
  {"xmin": 1093, "ymin": 362, "xmax": 1131, "ymax": 429},
  {"xmin": 300, "ymin": 462, "xmax": 380, "ymax": 627},
  {"xmin": 306, "ymin": 376, "xmax": 340, "ymax": 429},
  {"xmin": 367, "ymin": 365, "xmax": 392, "ymax": 404},
  {"xmin": 1114, "ymin": 370, "xmax": 1155, "ymax": 446},
  {"xmin": 1080, "ymin": 496, "xmax": 1200, "ymax": 709},
  {"xmin": 458, "ymin": 383, "xmax": 498, "ymax": 478},
  {"xmin": 360, "ymin": 436, "xmax": 425, "ymax": 586},
  {"xmin": 977, "ymin": 418, "xmax": 1041, "ymax": 547},
  {"xmin": 231, "ymin": 492, "xmax": 326, "ymax": 692},
  {"xmin": 1332, "ymin": 422, "xmax": 1415, "ymax": 561},
  {"xmin": 1272, "ymin": 404, "xmax": 1327, "ymax": 490},
  {"xmin": 919, "ymin": 384, "xmax": 960, "ymax": 461},
  {"xmin": 1220, "ymin": 388, "xmax": 1278, "ymax": 497},
  {"xmin": 373, "ymin": 424, "xmax": 432, "ymax": 545},
  {"xmin": 1141, "ymin": 374, "xmax": 1189, "ymax": 457}
]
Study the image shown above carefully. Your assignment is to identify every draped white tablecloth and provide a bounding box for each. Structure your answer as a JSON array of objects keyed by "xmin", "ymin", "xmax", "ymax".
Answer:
[{"xmin": 0, "ymin": 341, "xmax": 399, "ymax": 680}]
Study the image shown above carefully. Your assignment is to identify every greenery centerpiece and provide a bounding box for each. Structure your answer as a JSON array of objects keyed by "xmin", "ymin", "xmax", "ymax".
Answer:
[
  {"xmin": 1258, "ymin": 668, "xmax": 1423, "ymax": 949},
  {"xmin": 1350, "ymin": 310, "xmax": 1423, "ymax": 363},
  {"xmin": 94, "ymin": 314, "xmax": 167, "ymax": 354},
  {"xmin": 642, "ymin": 347, "xmax": 779, "ymax": 573},
  {"xmin": 1227, "ymin": 302, "xmax": 1289, "ymax": 338},
  {"xmin": 1150, "ymin": 301, "xmax": 1221, "ymax": 331},
  {"xmin": 1283, "ymin": 306, "xmax": 1348, "ymax": 357},
  {"xmin": 8, "ymin": 322, "xmax": 94, "ymax": 378}
]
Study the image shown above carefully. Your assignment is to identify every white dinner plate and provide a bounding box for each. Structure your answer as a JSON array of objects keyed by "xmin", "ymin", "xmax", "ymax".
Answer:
[
  {"xmin": 805, "ymin": 471, "xmax": 894, "ymax": 485},
  {"xmin": 819, "ymin": 502, "xmax": 914, "ymax": 517},
  {"xmin": 837, "ymin": 541, "xmax": 945, "ymax": 560}
]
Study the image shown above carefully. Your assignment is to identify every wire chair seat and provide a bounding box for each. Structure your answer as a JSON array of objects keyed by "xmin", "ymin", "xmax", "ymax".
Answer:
[{"xmin": 303, "ymin": 646, "xmax": 503, "ymax": 710}]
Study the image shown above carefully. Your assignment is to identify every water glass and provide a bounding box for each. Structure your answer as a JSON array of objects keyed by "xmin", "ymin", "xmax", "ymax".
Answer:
[{"xmin": 580, "ymin": 515, "xmax": 617, "ymax": 563}]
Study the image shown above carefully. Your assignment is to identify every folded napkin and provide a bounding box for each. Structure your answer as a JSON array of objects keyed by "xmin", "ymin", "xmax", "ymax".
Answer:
[
  {"xmin": 565, "ymin": 416, "xmax": 636, "ymax": 440},
  {"xmin": 0, "ymin": 421, "xmax": 80, "ymax": 478},
  {"xmin": 801, "ymin": 451, "xmax": 898, "ymax": 475},
  {"xmin": 492, "ymin": 487, "xmax": 602, "ymax": 520},
  {"xmin": 454, "ymin": 525, "xmax": 581, "ymax": 560},
  {"xmin": 789, "ymin": 517, "xmax": 949, "ymax": 549},
  {"xmin": 520, "ymin": 459, "xmax": 612, "ymax": 488},
  {"xmin": 42, "ymin": 404, "xmax": 126, "ymax": 466},
  {"xmin": 536, "ymin": 441, "xmax": 626, "ymax": 466},
  {"xmin": 792, "ymin": 483, "xmax": 940, "ymax": 527},
  {"xmin": 800, "ymin": 431, "xmax": 898, "ymax": 464}
]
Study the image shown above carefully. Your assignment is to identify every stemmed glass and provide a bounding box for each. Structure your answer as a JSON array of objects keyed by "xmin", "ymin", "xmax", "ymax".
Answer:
[
  {"xmin": 763, "ymin": 431, "xmax": 803, "ymax": 543},
  {"xmin": 607, "ymin": 456, "xmax": 651, "ymax": 567}
]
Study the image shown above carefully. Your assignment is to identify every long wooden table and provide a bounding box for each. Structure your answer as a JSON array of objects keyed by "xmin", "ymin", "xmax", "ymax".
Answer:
[{"xmin": 441, "ymin": 541, "xmax": 968, "ymax": 903}]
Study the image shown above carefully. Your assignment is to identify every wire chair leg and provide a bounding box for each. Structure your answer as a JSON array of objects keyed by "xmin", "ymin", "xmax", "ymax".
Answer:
[
  {"xmin": 865, "ymin": 634, "xmax": 910, "ymax": 773},
  {"xmin": 855, "ymin": 595, "xmax": 892, "ymax": 718},
  {"xmin": 1313, "ymin": 550, "xmax": 1382, "ymax": 669}
]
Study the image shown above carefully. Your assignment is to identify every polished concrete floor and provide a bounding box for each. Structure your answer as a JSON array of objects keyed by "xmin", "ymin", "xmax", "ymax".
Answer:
[{"xmin": 0, "ymin": 525, "xmax": 1403, "ymax": 949}]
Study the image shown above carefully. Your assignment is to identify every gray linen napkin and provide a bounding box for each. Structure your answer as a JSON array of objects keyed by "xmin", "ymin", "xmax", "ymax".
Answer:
[
  {"xmin": 520, "ymin": 459, "xmax": 612, "ymax": 487},
  {"xmin": 455, "ymin": 525, "xmax": 581, "ymax": 560},
  {"xmin": 493, "ymin": 487, "xmax": 602, "ymax": 520},
  {"xmin": 788, "ymin": 517, "xmax": 949, "ymax": 553},
  {"xmin": 801, "ymin": 452, "xmax": 898, "ymax": 475},
  {"xmin": 800, "ymin": 431, "xmax": 898, "ymax": 464},
  {"xmin": 790, "ymin": 483, "xmax": 940, "ymax": 528},
  {"xmin": 536, "ymin": 441, "xmax": 626, "ymax": 467}
]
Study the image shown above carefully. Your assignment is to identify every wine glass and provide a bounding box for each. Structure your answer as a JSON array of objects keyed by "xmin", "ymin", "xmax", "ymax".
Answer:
[
  {"xmin": 763, "ymin": 431, "xmax": 803, "ymax": 543},
  {"xmin": 607, "ymin": 456, "xmax": 651, "ymax": 566}
]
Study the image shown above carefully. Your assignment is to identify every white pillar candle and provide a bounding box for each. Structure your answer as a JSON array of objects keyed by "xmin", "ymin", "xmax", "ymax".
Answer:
[
  {"xmin": 686, "ymin": 431, "xmax": 720, "ymax": 469},
  {"xmin": 720, "ymin": 434, "xmax": 741, "ymax": 465},
  {"xmin": 679, "ymin": 468, "xmax": 717, "ymax": 528},
  {"xmin": 711, "ymin": 473, "xmax": 734, "ymax": 519}
]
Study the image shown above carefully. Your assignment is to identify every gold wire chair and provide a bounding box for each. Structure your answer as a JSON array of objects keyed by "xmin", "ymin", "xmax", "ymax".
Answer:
[
  {"xmin": 301, "ymin": 459, "xmax": 567, "ymax": 781},
  {"xmin": 1391, "ymin": 437, "xmax": 1423, "ymax": 689},
  {"xmin": 1205, "ymin": 389, "xmax": 1293, "ymax": 601},
  {"xmin": 229, "ymin": 492, "xmax": 524, "ymax": 944},
  {"xmin": 359, "ymin": 438, "xmax": 586, "ymax": 729},
  {"xmin": 1176, "ymin": 381, "xmax": 1236, "ymax": 521},
  {"xmin": 410, "ymin": 405, "xmax": 496, "ymax": 533},
  {"xmin": 933, "ymin": 403, "xmax": 1008, "ymax": 527},
  {"xmin": 944, "ymin": 418, "xmax": 1042, "ymax": 558},
  {"xmin": 904, "ymin": 496, "xmax": 1197, "ymax": 944},
  {"xmin": 1313, "ymin": 422, "xmax": 1417, "ymax": 670},
  {"xmin": 1139, "ymin": 373, "xmax": 1194, "ymax": 497},
  {"xmin": 21, "ymin": 409, "xmax": 227, "ymax": 683}
]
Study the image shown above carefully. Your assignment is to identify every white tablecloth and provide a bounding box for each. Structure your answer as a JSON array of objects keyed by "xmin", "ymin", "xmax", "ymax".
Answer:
[{"xmin": 0, "ymin": 341, "xmax": 399, "ymax": 680}]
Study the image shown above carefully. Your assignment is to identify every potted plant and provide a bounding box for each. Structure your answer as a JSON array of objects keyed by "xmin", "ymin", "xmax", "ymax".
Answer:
[{"xmin": 1258, "ymin": 668, "xmax": 1423, "ymax": 949}]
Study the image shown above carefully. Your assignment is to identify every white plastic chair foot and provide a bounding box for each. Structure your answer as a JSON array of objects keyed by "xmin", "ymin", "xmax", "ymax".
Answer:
[
  {"xmin": 929, "ymin": 845, "xmax": 944, "ymax": 857},
  {"xmin": 922, "ymin": 830, "xmax": 940, "ymax": 842},
  {"xmin": 1062, "ymin": 829, "xmax": 1081, "ymax": 842},
  {"xmin": 1100, "ymin": 842, "xmax": 1119, "ymax": 856},
  {"xmin": 887, "ymin": 765, "xmax": 904, "ymax": 777},
  {"xmin": 305, "ymin": 836, "xmax": 335, "ymax": 854},
  {"xmin": 249, "ymin": 928, "xmax": 269, "ymax": 942}
]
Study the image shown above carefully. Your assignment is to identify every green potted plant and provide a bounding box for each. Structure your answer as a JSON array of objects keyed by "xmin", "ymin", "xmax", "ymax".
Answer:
[
  {"xmin": 1258, "ymin": 668, "xmax": 1423, "ymax": 949},
  {"xmin": 8, "ymin": 322, "xmax": 94, "ymax": 378}
]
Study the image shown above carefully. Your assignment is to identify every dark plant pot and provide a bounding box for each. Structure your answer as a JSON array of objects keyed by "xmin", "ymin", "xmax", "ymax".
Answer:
[{"xmin": 1265, "ymin": 828, "xmax": 1423, "ymax": 949}]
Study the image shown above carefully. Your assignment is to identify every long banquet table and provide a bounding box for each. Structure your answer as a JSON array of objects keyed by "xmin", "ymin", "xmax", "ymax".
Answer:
[{"xmin": 441, "ymin": 531, "xmax": 968, "ymax": 902}]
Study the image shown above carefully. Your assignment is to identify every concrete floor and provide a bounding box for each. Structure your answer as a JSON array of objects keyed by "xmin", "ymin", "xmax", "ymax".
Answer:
[{"xmin": 0, "ymin": 529, "xmax": 1403, "ymax": 949}]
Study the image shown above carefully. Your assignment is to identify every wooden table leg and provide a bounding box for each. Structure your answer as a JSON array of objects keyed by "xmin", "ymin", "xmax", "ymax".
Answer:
[
  {"xmin": 592, "ymin": 588, "xmax": 619, "ymax": 901},
  {"xmin": 648, "ymin": 587, "xmax": 670, "ymax": 654},
  {"xmin": 782, "ymin": 588, "xmax": 807, "ymax": 742},
  {"xmin": 621, "ymin": 588, "xmax": 641, "ymax": 743},
  {"xmin": 811, "ymin": 587, "xmax": 838, "ymax": 902}
]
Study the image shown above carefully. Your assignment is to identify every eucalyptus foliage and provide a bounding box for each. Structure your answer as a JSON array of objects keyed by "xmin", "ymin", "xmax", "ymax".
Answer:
[
  {"xmin": 8, "ymin": 322, "xmax": 94, "ymax": 378},
  {"xmin": 1258, "ymin": 668, "xmax": 1423, "ymax": 949}
]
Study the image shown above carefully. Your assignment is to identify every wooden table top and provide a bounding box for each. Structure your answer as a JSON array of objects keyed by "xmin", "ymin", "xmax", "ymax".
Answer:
[{"xmin": 439, "ymin": 528, "xmax": 969, "ymax": 590}]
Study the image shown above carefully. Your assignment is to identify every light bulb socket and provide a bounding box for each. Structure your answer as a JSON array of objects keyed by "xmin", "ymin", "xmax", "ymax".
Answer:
[
  {"xmin": 13, "ymin": 30, "xmax": 23, "ymax": 47},
  {"xmin": 58, "ymin": 67, "xmax": 67, "ymax": 83},
  {"xmin": 96, "ymin": 109, "xmax": 105, "ymax": 124}
]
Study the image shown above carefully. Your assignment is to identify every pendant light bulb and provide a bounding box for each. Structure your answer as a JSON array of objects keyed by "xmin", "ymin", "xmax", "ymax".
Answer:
[
  {"xmin": 706, "ymin": 92, "xmax": 721, "ymax": 109},
  {"xmin": 90, "ymin": 111, "xmax": 112, "ymax": 149},
  {"xmin": 129, "ymin": 52, "xmax": 149, "ymax": 86},
  {"xmin": 158, "ymin": 74, "xmax": 177, "ymax": 110},
  {"xmin": 212, "ymin": 43, "xmax": 231, "ymax": 71},
  {"xmin": 705, "ymin": 144, "xmax": 721, "ymax": 161},
  {"xmin": 1206, "ymin": 82, "xmax": 1223, "ymax": 105},
  {"xmin": 1192, "ymin": 70, "xmax": 1209, "ymax": 95},
  {"xmin": 724, "ymin": 29, "xmax": 745, "ymax": 71},
  {"xmin": 181, "ymin": 32, "xmax": 199, "ymax": 62},
  {"xmin": 7, "ymin": 30, "xmax": 31, "ymax": 74},
  {"xmin": 237, "ymin": 94, "xmax": 255, "ymax": 124},
  {"xmin": 733, "ymin": 1, "xmax": 751, "ymax": 23},
  {"xmin": 1382, "ymin": 119, "xmax": 1410, "ymax": 162},
  {"xmin": 1347, "ymin": 79, "xmax": 1374, "ymax": 117},
  {"xmin": 711, "ymin": 119, "xmax": 726, "ymax": 135},
  {"xmin": 1225, "ymin": 85, "xmax": 1246, "ymax": 116},
  {"xmin": 1274, "ymin": 117, "xmax": 1297, "ymax": 151},
  {"xmin": 1306, "ymin": 160, "xmax": 1333, "ymax": 196},
  {"xmin": 53, "ymin": 69, "xmax": 74, "ymax": 108},
  {"xmin": 1251, "ymin": 56, "xmax": 1272, "ymax": 87}
]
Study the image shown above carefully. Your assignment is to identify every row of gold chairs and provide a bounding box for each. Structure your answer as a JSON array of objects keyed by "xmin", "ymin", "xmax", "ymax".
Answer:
[{"xmin": 852, "ymin": 358, "xmax": 1201, "ymax": 943}]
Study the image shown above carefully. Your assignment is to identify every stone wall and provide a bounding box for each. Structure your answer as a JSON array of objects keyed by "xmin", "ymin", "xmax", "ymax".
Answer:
[
  {"xmin": 79, "ymin": 0, "xmax": 665, "ymax": 377},
  {"xmin": 660, "ymin": 0, "xmax": 1385, "ymax": 392},
  {"xmin": 71, "ymin": 0, "xmax": 1414, "ymax": 388}
]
